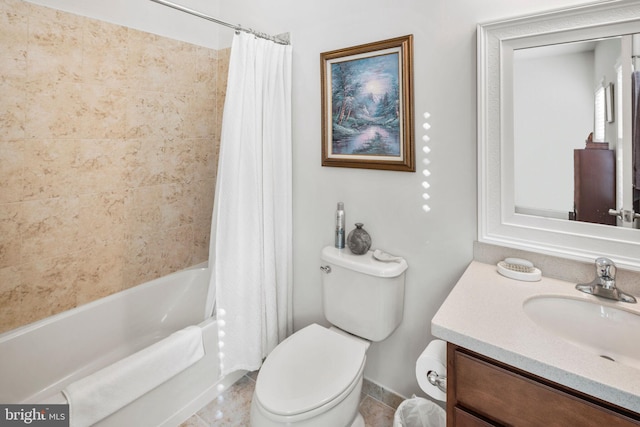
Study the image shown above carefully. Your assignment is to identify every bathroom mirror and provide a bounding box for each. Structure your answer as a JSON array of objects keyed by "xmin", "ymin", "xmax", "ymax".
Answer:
[
  {"xmin": 513, "ymin": 36, "xmax": 623, "ymax": 224},
  {"xmin": 478, "ymin": 1, "xmax": 640, "ymax": 270}
]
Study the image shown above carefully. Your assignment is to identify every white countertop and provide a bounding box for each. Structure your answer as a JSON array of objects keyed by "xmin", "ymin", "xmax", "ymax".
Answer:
[{"xmin": 431, "ymin": 261, "xmax": 640, "ymax": 414}]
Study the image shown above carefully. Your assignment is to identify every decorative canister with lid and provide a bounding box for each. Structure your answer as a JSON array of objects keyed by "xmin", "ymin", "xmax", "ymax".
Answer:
[{"xmin": 347, "ymin": 223, "xmax": 372, "ymax": 255}]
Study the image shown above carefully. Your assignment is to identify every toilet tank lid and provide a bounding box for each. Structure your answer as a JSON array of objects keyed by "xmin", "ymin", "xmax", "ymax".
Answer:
[{"xmin": 321, "ymin": 246, "xmax": 408, "ymax": 277}]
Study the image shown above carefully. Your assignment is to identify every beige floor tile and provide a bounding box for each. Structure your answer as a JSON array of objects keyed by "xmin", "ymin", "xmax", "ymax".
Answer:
[
  {"xmin": 197, "ymin": 375, "xmax": 256, "ymax": 426},
  {"xmin": 360, "ymin": 395, "xmax": 395, "ymax": 427},
  {"xmin": 179, "ymin": 414, "xmax": 209, "ymax": 427},
  {"xmin": 181, "ymin": 373, "xmax": 400, "ymax": 427}
]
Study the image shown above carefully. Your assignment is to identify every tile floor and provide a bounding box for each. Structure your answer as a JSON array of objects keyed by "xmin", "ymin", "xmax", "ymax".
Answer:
[{"xmin": 180, "ymin": 372, "xmax": 401, "ymax": 427}]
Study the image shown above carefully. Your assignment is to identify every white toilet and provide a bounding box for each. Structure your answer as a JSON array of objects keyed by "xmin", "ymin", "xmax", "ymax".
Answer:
[{"xmin": 250, "ymin": 246, "xmax": 408, "ymax": 427}]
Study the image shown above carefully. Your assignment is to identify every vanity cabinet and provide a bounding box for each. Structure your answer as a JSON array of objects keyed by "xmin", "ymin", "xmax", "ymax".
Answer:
[{"xmin": 447, "ymin": 344, "xmax": 640, "ymax": 427}]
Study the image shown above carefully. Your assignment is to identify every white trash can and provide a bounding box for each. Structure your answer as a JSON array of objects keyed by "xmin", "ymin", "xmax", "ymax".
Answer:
[{"xmin": 393, "ymin": 396, "xmax": 446, "ymax": 427}]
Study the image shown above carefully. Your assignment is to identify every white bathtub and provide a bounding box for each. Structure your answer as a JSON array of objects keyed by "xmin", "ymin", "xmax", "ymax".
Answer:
[{"xmin": 0, "ymin": 266, "xmax": 244, "ymax": 426}]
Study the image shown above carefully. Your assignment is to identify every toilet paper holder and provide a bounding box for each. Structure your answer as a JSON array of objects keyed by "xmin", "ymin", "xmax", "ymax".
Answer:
[{"xmin": 426, "ymin": 370, "xmax": 447, "ymax": 393}]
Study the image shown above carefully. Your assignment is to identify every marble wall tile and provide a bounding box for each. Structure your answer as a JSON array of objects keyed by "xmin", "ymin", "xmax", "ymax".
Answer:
[
  {"xmin": 70, "ymin": 140, "xmax": 128, "ymax": 194},
  {"xmin": 125, "ymin": 185, "xmax": 163, "ymax": 236},
  {"xmin": 192, "ymin": 138, "xmax": 219, "ymax": 182},
  {"xmin": 22, "ymin": 138, "xmax": 76, "ymax": 200},
  {"xmin": 192, "ymin": 178, "xmax": 215, "ymax": 266},
  {"xmin": 185, "ymin": 88, "xmax": 217, "ymax": 139},
  {"xmin": 126, "ymin": 91, "xmax": 189, "ymax": 140},
  {"xmin": 20, "ymin": 254, "xmax": 80, "ymax": 317},
  {"xmin": 162, "ymin": 93, "xmax": 190, "ymax": 139},
  {"xmin": 25, "ymin": 81, "xmax": 87, "ymax": 139},
  {"xmin": 161, "ymin": 183, "xmax": 194, "ymax": 229},
  {"xmin": 82, "ymin": 18, "xmax": 129, "ymax": 86},
  {"xmin": 0, "ymin": 0, "xmax": 29, "ymax": 15},
  {"xmin": 195, "ymin": 46, "xmax": 217, "ymax": 87},
  {"xmin": 193, "ymin": 220, "xmax": 211, "ymax": 265},
  {"xmin": 22, "ymin": 138, "xmax": 127, "ymax": 199},
  {"xmin": 20, "ymin": 197, "xmax": 82, "ymax": 263},
  {"xmin": 0, "ymin": 266, "xmax": 24, "ymax": 331},
  {"xmin": 27, "ymin": 9, "xmax": 83, "ymax": 84},
  {"xmin": 78, "ymin": 85, "xmax": 129, "ymax": 139},
  {"xmin": 0, "ymin": 203, "xmax": 22, "ymax": 268},
  {"xmin": 0, "ymin": 140, "xmax": 24, "ymax": 204},
  {"xmin": 164, "ymin": 138, "xmax": 195, "ymax": 184},
  {"xmin": 193, "ymin": 178, "xmax": 216, "ymax": 225},
  {"xmin": 0, "ymin": 9, "xmax": 28, "ymax": 80},
  {"xmin": 215, "ymin": 49, "xmax": 231, "ymax": 132},
  {"xmin": 75, "ymin": 239, "xmax": 126, "ymax": 305},
  {"xmin": 0, "ymin": 0, "xmax": 227, "ymax": 333},
  {"xmin": 78, "ymin": 192, "xmax": 127, "ymax": 247},
  {"xmin": 127, "ymin": 29, "xmax": 197, "ymax": 94},
  {"xmin": 124, "ymin": 231, "xmax": 165, "ymax": 287},
  {"xmin": 162, "ymin": 37, "xmax": 198, "ymax": 92},
  {"xmin": 123, "ymin": 139, "xmax": 166, "ymax": 187},
  {"xmin": 0, "ymin": 79, "xmax": 26, "ymax": 140},
  {"xmin": 162, "ymin": 225, "xmax": 194, "ymax": 274}
]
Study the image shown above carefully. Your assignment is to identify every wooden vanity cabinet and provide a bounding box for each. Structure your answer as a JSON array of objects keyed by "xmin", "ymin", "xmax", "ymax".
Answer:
[{"xmin": 447, "ymin": 344, "xmax": 640, "ymax": 427}]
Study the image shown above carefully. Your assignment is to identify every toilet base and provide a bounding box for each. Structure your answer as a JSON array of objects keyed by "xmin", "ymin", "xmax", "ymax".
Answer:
[{"xmin": 250, "ymin": 372, "xmax": 363, "ymax": 426}]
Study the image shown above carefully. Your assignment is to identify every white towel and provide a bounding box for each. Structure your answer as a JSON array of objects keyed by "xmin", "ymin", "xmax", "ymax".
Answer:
[{"xmin": 62, "ymin": 325, "xmax": 205, "ymax": 427}]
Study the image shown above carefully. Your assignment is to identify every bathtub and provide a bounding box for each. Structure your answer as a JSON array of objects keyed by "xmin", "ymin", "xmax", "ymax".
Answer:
[{"xmin": 0, "ymin": 266, "xmax": 244, "ymax": 426}]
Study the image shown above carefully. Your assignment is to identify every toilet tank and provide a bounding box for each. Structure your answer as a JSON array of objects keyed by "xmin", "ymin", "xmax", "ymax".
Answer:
[{"xmin": 320, "ymin": 246, "xmax": 408, "ymax": 342}]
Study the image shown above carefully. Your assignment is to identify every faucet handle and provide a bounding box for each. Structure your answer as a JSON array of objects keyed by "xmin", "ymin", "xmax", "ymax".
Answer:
[{"xmin": 595, "ymin": 257, "xmax": 616, "ymax": 279}]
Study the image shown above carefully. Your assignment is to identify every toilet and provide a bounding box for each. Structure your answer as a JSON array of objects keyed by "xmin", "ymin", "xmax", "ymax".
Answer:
[{"xmin": 250, "ymin": 246, "xmax": 408, "ymax": 427}]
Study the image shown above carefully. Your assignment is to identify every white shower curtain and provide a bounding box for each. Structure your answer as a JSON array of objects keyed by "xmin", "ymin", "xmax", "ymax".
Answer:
[{"xmin": 209, "ymin": 32, "xmax": 293, "ymax": 376}]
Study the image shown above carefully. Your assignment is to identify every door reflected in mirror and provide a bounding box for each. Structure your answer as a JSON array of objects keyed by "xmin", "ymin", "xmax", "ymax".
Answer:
[{"xmin": 512, "ymin": 36, "xmax": 638, "ymax": 228}]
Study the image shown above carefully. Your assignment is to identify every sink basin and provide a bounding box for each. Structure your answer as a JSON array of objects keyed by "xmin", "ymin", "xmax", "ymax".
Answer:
[{"xmin": 523, "ymin": 296, "xmax": 640, "ymax": 369}]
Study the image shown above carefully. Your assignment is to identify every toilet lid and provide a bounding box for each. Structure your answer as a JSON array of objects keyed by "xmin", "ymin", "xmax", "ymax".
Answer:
[{"xmin": 255, "ymin": 324, "xmax": 367, "ymax": 416}]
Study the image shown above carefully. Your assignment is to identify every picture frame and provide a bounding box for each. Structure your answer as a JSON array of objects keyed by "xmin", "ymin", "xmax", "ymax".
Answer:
[{"xmin": 320, "ymin": 35, "xmax": 415, "ymax": 172}]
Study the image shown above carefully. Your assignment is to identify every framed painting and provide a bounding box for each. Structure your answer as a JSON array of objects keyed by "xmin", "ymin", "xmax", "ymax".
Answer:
[{"xmin": 320, "ymin": 35, "xmax": 415, "ymax": 172}]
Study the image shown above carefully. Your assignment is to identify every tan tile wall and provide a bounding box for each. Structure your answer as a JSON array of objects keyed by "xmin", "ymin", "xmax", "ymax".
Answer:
[{"xmin": 0, "ymin": 0, "xmax": 231, "ymax": 333}]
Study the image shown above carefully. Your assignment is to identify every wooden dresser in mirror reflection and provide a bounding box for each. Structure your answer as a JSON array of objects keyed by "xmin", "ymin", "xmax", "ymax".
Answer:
[{"xmin": 572, "ymin": 139, "xmax": 616, "ymax": 226}]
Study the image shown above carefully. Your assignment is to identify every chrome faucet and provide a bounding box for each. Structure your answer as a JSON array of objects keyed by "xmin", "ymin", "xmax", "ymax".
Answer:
[{"xmin": 576, "ymin": 257, "xmax": 637, "ymax": 303}]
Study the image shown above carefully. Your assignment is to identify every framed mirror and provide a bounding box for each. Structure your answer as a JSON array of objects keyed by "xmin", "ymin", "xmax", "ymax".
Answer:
[{"xmin": 478, "ymin": 1, "xmax": 640, "ymax": 270}]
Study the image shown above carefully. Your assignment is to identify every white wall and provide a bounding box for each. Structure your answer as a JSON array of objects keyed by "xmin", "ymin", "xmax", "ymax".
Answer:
[
  {"xmin": 215, "ymin": 0, "xmax": 597, "ymax": 398},
  {"xmin": 513, "ymin": 51, "xmax": 594, "ymax": 216},
  {"xmin": 26, "ymin": 0, "xmax": 598, "ymax": 400}
]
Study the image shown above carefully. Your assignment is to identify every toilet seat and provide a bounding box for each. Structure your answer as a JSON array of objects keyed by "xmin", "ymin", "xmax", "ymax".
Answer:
[{"xmin": 254, "ymin": 324, "xmax": 367, "ymax": 417}]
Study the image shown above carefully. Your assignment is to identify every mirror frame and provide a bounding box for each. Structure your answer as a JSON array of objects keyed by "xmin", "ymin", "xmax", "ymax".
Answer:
[{"xmin": 478, "ymin": 0, "xmax": 640, "ymax": 271}]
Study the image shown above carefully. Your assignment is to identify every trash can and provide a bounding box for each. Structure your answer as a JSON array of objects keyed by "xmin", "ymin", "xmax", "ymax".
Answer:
[{"xmin": 393, "ymin": 395, "xmax": 446, "ymax": 427}]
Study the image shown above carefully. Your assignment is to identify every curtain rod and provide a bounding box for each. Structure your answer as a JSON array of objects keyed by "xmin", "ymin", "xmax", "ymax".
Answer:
[{"xmin": 149, "ymin": 0, "xmax": 290, "ymax": 45}]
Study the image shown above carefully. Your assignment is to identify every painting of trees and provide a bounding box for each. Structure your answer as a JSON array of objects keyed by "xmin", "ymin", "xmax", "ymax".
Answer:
[
  {"xmin": 320, "ymin": 35, "xmax": 414, "ymax": 172},
  {"xmin": 329, "ymin": 52, "xmax": 401, "ymax": 155}
]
